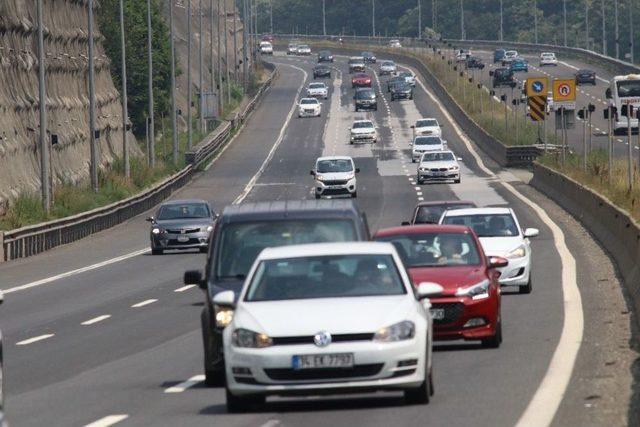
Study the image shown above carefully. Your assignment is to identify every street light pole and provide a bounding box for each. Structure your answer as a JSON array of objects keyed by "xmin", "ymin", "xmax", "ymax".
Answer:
[
  {"xmin": 460, "ymin": 0, "xmax": 465, "ymax": 40},
  {"xmin": 270, "ymin": 0, "xmax": 273, "ymax": 34},
  {"xmin": 499, "ymin": 0, "xmax": 503, "ymax": 41},
  {"xmin": 88, "ymin": 0, "xmax": 98, "ymax": 191},
  {"xmin": 147, "ymin": 0, "xmax": 155, "ymax": 166},
  {"xmin": 322, "ymin": 0, "xmax": 326, "ymax": 36},
  {"xmin": 630, "ymin": 0, "xmax": 635, "ymax": 63},
  {"xmin": 563, "ymin": 0, "xmax": 568, "ymax": 46},
  {"xmin": 36, "ymin": 0, "xmax": 50, "ymax": 211},
  {"xmin": 170, "ymin": 0, "xmax": 178, "ymax": 165},
  {"xmin": 534, "ymin": 0, "xmax": 538, "ymax": 44},
  {"xmin": 372, "ymin": 0, "xmax": 375, "ymax": 37},
  {"xmin": 217, "ymin": 0, "xmax": 223, "ymax": 113},
  {"xmin": 433, "ymin": 0, "xmax": 437, "ymax": 33},
  {"xmin": 187, "ymin": 0, "xmax": 193, "ymax": 149},
  {"xmin": 118, "ymin": 0, "xmax": 129, "ymax": 177},
  {"xmin": 615, "ymin": 0, "xmax": 620, "ymax": 58},
  {"xmin": 585, "ymin": 0, "xmax": 589, "ymax": 50},
  {"xmin": 199, "ymin": 0, "xmax": 204, "ymax": 133},
  {"xmin": 418, "ymin": 0, "xmax": 422, "ymax": 38},
  {"xmin": 233, "ymin": 2, "xmax": 238, "ymax": 81},
  {"xmin": 602, "ymin": 0, "xmax": 607, "ymax": 55}
]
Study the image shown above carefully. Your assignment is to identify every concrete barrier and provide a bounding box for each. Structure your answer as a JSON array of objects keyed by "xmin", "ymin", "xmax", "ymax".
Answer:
[{"xmin": 531, "ymin": 163, "xmax": 640, "ymax": 317}]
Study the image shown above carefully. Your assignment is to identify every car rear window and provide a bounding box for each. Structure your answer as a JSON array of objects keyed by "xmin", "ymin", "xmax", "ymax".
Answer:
[
  {"xmin": 413, "ymin": 203, "xmax": 474, "ymax": 224},
  {"xmin": 376, "ymin": 232, "xmax": 481, "ymax": 267}
]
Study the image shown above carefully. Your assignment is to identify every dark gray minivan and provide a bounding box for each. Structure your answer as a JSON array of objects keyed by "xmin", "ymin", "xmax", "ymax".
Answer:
[{"xmin": 184, "ymin": 200, "xmax": 370, "ymax": 386}]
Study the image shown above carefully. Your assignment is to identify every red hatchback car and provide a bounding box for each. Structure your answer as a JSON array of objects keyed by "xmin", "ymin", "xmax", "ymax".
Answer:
[
  {"xmin": 351, "ymin": 73, "xmax": 372, "ymax": 88},
  {"xmin": 374, "ymin": 224, "xmax": 507, "ymax": 348}
]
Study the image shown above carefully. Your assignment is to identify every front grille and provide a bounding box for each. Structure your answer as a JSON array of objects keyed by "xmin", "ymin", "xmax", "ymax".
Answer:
[
  {"xmin": 264, "ymin": 364, "xmax": 383, "ymax": 381},
  {"xmin": 166, "ymin": 228, "xmax": 200, "ymax": 234},
  {"xmin": 271, "ymin": 333, "xmax": 374, "ymax": 346},
  {"xmin": 304, "ymin": 109, "xmax": 315, "ymax": 113},
  {"xmin": 431, "ymin": 302, "xmax": 465, "ymax": 325},
  {"xmin": 323, "ymin": 179, "xmax": 348, "ymax": 186},
  {"xmin": 167, "ymin": 238, "xmax": 200, "ymax": 245},
  {"xmin": 429, "ymin": 168, "xmax": 448, "ymax": 172}
]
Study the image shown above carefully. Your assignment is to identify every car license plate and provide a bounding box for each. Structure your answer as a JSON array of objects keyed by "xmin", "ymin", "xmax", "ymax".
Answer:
[
  {"xmin": 430, "ymin": 308, "xmax": 445, "ymax": 320},
  {"xmin": 177, "ymin": 236, "xmax": 189, "ymax": 242},
  {"xmin": 292, "ymin": 353, "xmax": 354, "ymax": 370}
]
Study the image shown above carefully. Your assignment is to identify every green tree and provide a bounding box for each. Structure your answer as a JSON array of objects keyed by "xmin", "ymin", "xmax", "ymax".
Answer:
[{"xmin": 98, "ymin": 0, "xmax": 174, "ymax": 138}]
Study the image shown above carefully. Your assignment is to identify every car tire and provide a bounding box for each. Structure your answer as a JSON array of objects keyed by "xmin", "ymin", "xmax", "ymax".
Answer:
[
  {"xmin": 351, "ymin": 191, "xmax": 357, "ymax": 198},
  {"xmin": 409, "ymin": 94, "xmax": 414, "ymax": 100},
  {"xmin": 417, "ymin": 178, "xmax": 423, "ymax": 185},
  {"xmin": 199, "ymin": 247, "xmax": 208, "ymax": 254},
  {"xmin": 404, "ymin": 363, "xmax": 431, "ymax": 405},
  {"xmin": 225, "ymin": 388, "xmax": 265, "ymax": 413},
  {"xmin": 151, "ymin": 248, "xmax": 163, "ymax": 255},
  {"xmin": 481, "ymin": 317, "xmax": 502, "ymax": 349},
  {"xmin": 315, "ymin": 193, "xmax": 321, "ymax": 199},
  {"xmin": 454, "ymin": 178, "xmax": 461, "ymax": 184},
  {"xmin": 412, "ymin": 158, "xmax": 416, "ymax": 163},
  {"xmin": 519, "ymin": 275, "xmax": 533, "ymax": 294}
]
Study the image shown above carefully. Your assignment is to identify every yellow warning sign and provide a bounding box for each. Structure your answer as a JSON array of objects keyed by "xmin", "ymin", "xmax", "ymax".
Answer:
[
  {"xmin": 528, "ymin": 95, "xmax": 546, "ymax": 121},
  {"xmin": 552, "ymin": 78, "xmax": 577, "ymax": 102}
]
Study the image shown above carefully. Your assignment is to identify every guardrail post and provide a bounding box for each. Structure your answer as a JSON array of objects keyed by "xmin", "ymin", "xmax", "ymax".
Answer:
[{"xmin": 0, "ymin": 231, "xmax": 4, "ymax": 262}]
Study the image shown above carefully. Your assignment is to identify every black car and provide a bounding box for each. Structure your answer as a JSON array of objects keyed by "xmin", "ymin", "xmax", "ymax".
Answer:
[
  {"xmin": 313, "ymin": 64, "xmax": 331, "ymax": 79},
  {"xmin": 184, "ymin": 200, "xmax": 371, "ymax": 386},
  {"xmin": 575, "ymin": 69, "xmax": 596, "ymax": 85},
  {"xmin": 391, "ymin": 82, "xmax": 413, "ymax": 100},
  {"xmin": 491, "ymin": 68, "xmax": 517, "ymax": 88},
  {"xmin": 146, "ymin": 199, "xmax": 217, "ymax": 255},
  {"xmin": 317, "ymin": 50, "xmax": 334, "ymax": 63},
  {"xmin": 387, "ymin": 75, "xmax": 406, "ymax": 92},
  {"xmin": 493, "ymin": 49, "xmax": 506, "ymax": 63},
  {"xmin": 405, "ymin": 200, "xmax": 477, "ymax": 225},
  {"xmin": 362, "ymin": 51, "xmax": 377, "ymax": 63},
  {"xmin": 466, "ymin": 56, "xmax": 485, "ymax": 69},
  {"xmin": 354, "ymin": 88, "xmax": 377, "ymax": 111}
]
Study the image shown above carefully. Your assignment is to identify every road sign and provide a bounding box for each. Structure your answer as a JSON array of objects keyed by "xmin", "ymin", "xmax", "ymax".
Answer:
[
  {"xmin": 553, "ymin": 79, "xmax": 576, "ymax": 102},
  {"xmin": 526, "ymin": 77, "xmax": 548, "ymax": 97},
  {"xmin": 528, "ymin": 95, "xmax": 546, "ymax": 121}
]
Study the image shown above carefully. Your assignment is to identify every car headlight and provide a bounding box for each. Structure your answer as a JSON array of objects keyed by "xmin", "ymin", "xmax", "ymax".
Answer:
[
  {"xmin": 215, "ymin": 305, "xmax": 234, "ymax": 328},
  {"xmin": 345, "ymin": 173, "xmax": 355, "ymax": 180},
  {"xmin": 506, "ymin": 245, "xmax": 526, "ymax": 259},
  {"xmin": 449, "ymin": 165, "xmax": 459, "ymax": 170},
  {"xmin": 316, "ymin": 174, "xmax": 325, "ymax": 182},
  {"xmin": 232, "ymin": 328, "xmax": 273, "ymax": 348},
  {"xmin": 419, "ymin": 167, "xmax": 428, "ymax": 171},
  {"xmin": 151, "ymin": 227, "xmax": 165, "ymax": 235},
  {"xmin": 456, "ymin": 279, "xmax": 490, "ymax": 300},
  {"xmin": 373, "ymin": 320, "xmax": 415, "ymax": 342},
  {"xmin": 204, "ymin": 225, "xmax": 214, "ymax": 233}
]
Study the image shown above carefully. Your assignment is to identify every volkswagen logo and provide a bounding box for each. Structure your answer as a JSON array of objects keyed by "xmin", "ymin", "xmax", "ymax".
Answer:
[{"xmin": 313, "ymin": 331, "xmax": 332, "ymax": 347}]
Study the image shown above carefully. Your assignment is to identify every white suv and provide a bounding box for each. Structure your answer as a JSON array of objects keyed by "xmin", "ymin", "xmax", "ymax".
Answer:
[
  {"xmin": 539, "ymin": 52, "xmax": 558, "ymax": 66},
  {"xmin": 307, "ymin": 82, "xmax": 328, "ymax": 99},
  {"xmin": 412, "ymin": 118, "xmax": 441, "ymax": 138},
  {"xmin": 259, "ymin": 41, "xmax": 273, "ymax": 55},
  {"xmin": 350, "ymin": 120, "xmax": 378, "ymax": 144},
  {"xmin": 298, "ymin": 98, "xmax": 322, "ymax": 118},
  {"xmin": 440, "ymin": 207, "xmax": 539, "ymax": 293},
  {"xmin": 311, "ymin": 156, "xmax": 359, "ymax": 198}
]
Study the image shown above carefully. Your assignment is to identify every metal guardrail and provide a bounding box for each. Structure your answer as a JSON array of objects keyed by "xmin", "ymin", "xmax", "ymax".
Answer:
[{"xmin": 1, "ymin": 64, "xmax": 277, "ymax": 262}]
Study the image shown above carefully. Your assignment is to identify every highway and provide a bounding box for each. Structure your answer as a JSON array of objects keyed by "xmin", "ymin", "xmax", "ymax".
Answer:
[{"xmin": 0, "ymin": 49, "xmax": 634, "ymax": 427}]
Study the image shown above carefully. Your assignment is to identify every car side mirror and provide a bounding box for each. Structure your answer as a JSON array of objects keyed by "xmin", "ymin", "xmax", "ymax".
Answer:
[
  {"xmin": 401, "ymin": 221, "xmax": 411, "ymax": 226},
  {"xmin": 0, "ymin": 290, "xmax": 4, "ymax": 305},
  {"xmin": 605, "ymin": 88, "xmax": 611, "ymax": 99},
  {"xmin": 524, "ymin": 228, "xmax": 539, "ymax": 238},
  {"xmin": 489, "ymin": 70, "xmax": 494, "ymax": 76},
  {"xmin": 213, "ymin": 290, "xmax": 236, "ymax": 307},
  {"xmin": 410, "ymin": 125, "xmax": 415, "ymax": 128},
  {"xmin": 146, "ymin": 216, "xmax": 155, "ymax": 223},
  {"xmin": 417, "ymin": 282, "xmax": 444, "ymax": 299},
  {"xmin": 355, "ymin": 168, "xmax": 361, "ymax": 173},
  {"xmin": 184, "ymin": 270, "xmax": 206, "ymax": 289},
  {"xmin": 310, "ymin": 170, "xmax": 316, "ymax": 176},
  {"xmin": 409, "ymin": 142, "xmax": 413, "ymax": 146},
  {"xmin": 488, "ymin": 256, "xmax": 509, "ymax": 269}
]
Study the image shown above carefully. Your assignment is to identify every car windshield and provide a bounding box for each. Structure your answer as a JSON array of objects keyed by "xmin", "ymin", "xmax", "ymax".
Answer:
[
  {"xmin": 422, "ymin": 152, "xmax": 454, "ymax": 161},
  {"xmin": 362, "ymin": 52, "xmax": 373, "ymax": 56},
  {"xmin": 442, "ymin": 213, "xmax": 520, "ymax": 237},
  {"xmin": 349, "ymin": 58, "xmax": 363, "ymax": 64},
  {"xmin": 317, "ymin": 159, "xmax": 354, "ymax": 173},
  {"xmin": 506, "ymin": 51, "xmax": 517, "ymax": 56},
  {"xmin": 309, "ymin": 83, "xmax": 325, "ymax": 89},
  {"xmin": 215, "ymin": 220, "xmax": 358, "ymax": 279},
  {"xmin": 399, "ymin": 72, "xmax": 412, "ymax": 77},
  {"xmin": 244, "ymin": 254, "xmax": 406, "ymax": 302},
  {"xmin": 353, "ymin": 121, "xmax": 374, "ymax": 129},
  {"xmin": 355, "ymin": 90, "xmax": 375, "ymax": 99},
  {"xmin": 495, "ymin": 69, "xmax": 511, "ymax": 77},
  {"xmin": 382, "ymin": 61, "xmax": 395, "ymax": 66},
  {"xmin": 413, "ymin": 203, "xmax": 475, "ymax": 224},
  {"xmin": 617, "ymin": 80, "xmax": 640, "ymax": 97},
  {"xmin": 415, "ymin": 137, "xmax": 441, "ymax": 146},
  {"xmin": 416, "ymin": 119, "xmax": 438, "ymax": 127},
  {"xmin": 299, "ymin": 45, "xmax": 309, "ymax": 49},
  {"xmin": 542, "ymin": 53, "xmax": 555, "ymax": 58},
  {"xmin": 157, "ymin": 203, "xmax": 210, "ymax": 220},
  {"xmin": 319, "ymin": 51, "xmax": 330, "ymax": 55},
  {"xmin": 301, "ymin": 99, "xmax": 318, "ymax": 105},
  {"xmin": 376, "ymin": 232, "xmax": 481, "ymax": 267}
]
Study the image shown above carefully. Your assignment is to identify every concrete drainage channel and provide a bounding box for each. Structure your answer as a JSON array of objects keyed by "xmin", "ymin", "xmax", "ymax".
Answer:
[{"xmin": 0, "ymin": 63, "xmax": 277, "ymax": 262}]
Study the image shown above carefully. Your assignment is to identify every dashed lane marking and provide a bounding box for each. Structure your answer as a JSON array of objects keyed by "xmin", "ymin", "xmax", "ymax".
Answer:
[
  {"xmin": 83, "ymin": 415, "xmax": 129, "ymax": 427},
  {"xmin": 174, "ymin": 284, "xmax": 196, "ymax": 293},
  {"xmin": 164, "ymin": 374, "xmax": 205, "ymax": 393},
  {"xmin": 16, "ymin": 334, "xmax": 54, "ymax": 346},
  {"xmin": 131, "ymin": 299, "xmax": 157, "ymax": 308},
  {"xmin": 81, "ymin": 315, "xmax": 111, "ymax": 326}
]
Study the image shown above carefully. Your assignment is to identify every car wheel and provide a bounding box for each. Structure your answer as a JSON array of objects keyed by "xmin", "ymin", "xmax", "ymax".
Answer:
[
  {"xmin": 404, "ymin": 362, "xmax": 431, "ymax": 404},
  {"xmin": 481, "ymin": 317, "xmax": 502, "ymax": 348},
  {"xmin": 151, "ymin": 248, "xmax": 163, "ymax": 255},
  {"xmin": 412, "ymin": 158, "xmax": 416, "ymax": 163},
  {"xmin": 409, "ymin": 94, "xmax": 414, "ymax": 100},
  {"xmin": 315, "ymin": 193, "xmax": 321, "ymax": 199},
  {"xmin": 519, "ymin": 274, "xmax": 532, "ymax": 294},
  {"xmin": 417, "ymin": 178, "xmax": 423, "ymax": 185},
  {"xmin": 199, "ymin": 247, "xmax": 208, "ymax": 254},
  {"xmin": 454, "ymin": 178, "xmax": 461, "ymax": 184},
  {"xmin": 351, "ymin": 192, "xmax": 357, "ymax": 198},
  {"xmin": 225, "ymin": 387, "xmax": 265, "ymax": 413}
]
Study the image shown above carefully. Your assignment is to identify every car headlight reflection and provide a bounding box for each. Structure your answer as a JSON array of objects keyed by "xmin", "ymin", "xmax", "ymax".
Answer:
[
  {"xmin": 455, "ymin": 279, "xmax": 490, "ymax": 300},
  {"xmin": 215, "ymin": 305, "xmax": 234, "ymax": 328},
  {"xmin": 506, "ymin": 245, "xmax": 526, "ymax": 259},
  {"xmin": 232, "ymin": 328, "xmax": 273, "ymax": 348},
  {"xmin": 373, "ymin": 320, "xmax": 415, "ymax": 342},
  {"xmin": 151, "ymin": 227, "xmax": 165, "ymax": 235}
]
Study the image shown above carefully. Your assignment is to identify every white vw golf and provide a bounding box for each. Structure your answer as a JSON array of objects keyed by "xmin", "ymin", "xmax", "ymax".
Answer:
[{"xmin": 219, "ymin": 242, "xmax": 442, "ymax": 412}]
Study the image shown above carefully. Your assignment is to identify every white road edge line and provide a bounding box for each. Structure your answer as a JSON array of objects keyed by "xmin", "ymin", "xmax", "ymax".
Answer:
[
  {"xmin": 412, "ymin": 69, "xmax": 583, "ymax": 427},
  {"xmin": 174, "ymin": 284, "xmax": 196, "ymax": 292},
  {"xmin": 16, "ymin": 334, "xmax": 55, "ymax": 346},
  {"xmin": 260, "ymin": 420, "xmax": 282, "ymax": 427},
  {"xmin": 131, "ymin": 299, "xmax": 157, "ymax": 308},
  {"xmin": 164, "ymin": 374, "xmax": 205, "ymax": 393},
  {"xmin": 3, "ymin": 248, "xmax": 149, "ymax": 295},
  {"xmin": 83, "ymin": 414, "xmax": 129, "ymax": 427},
  {"xmin": 81, "ymin": 315, "xmax": 111, "ymax": 326},
  {"xmin": 233, "ymin": 63, "xmax": 309, "ymax": 205}
]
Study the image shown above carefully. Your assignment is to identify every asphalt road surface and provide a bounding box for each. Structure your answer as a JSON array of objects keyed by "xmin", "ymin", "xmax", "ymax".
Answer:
[{"xmin": 0, "ymin": 50, "xmax": 635, "ymax": 427}]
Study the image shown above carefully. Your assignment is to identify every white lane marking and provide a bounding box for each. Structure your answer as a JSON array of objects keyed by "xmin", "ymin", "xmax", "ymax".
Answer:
[
  {"xmin": 131, "ymin": 299, "xmax": 157, "ymax": 308},
  {"xmin": 16, "ymin": 334, "xmax": 55, "ymax": 346},
  {"xmin": 233, "ymin": 64, "xmax": 309, "ymax": 205},
  {"xmin": 3, "ymin": 248, "xmax": 149, "ymax": 295},
  {"xmin": 84, "ymin": 415, "xmax": 129, "ymax": 427},
  {"xmin": 81, "ymin": 315, "xmax": 111, "ymax": 326},
  {"xmin": 260, "ymin": 420, "xmax": 282, "ymax": 427},
  {"xmin": 412, "ymin": 64, "xmax": 582, "ymax": 427},
  {"xmin": 174, "ymin": 284, "xmax": 196, "ymax": 293},
  {"xmin": 164, "ymin": 374, "xmax": 205, "ymax": 393}
]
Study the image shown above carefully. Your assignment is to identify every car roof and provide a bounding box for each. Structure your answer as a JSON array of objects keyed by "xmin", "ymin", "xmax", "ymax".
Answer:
[
  {"xmin": 415, "ymin": 200, "xmax": 475, "ymax": 208},
  {"xmin": 161, "ymin": 198, "xmax": 208, "ymax": 206},
  {"xmin": 349, "ymin": 56, "xmax": 364, "ymax": 60},
  {"xmin": 317, "ymin": 155, "xmax": 354, "ymax": 161},
  {"xmin": 442, "ymin": 207, "xmax": 513, "ymax": 216},
  {"xmin": 300, "ymin": 97, "xmax": 319, "ymax": 101},
  {"xmin": 375, "ymin": 224, "xmax": 474, "ymax": 237},
  {"xmin": 419, "ymin": 149, "xmax": 453, "ymax": 154},
  {"xmin": 258, "ymin": 242, "xmax": 396, "ymax": 260},
  {"xmin": 416, "ymin": 118, "xmax": 438, "ymax": 124},
  {"xmin": 220, "ymin": 200, "xmax": 364, "ymax": 223},
  {"xmin": 353, "ymin": 119, "xmax": 374, "ymax": 124}
]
